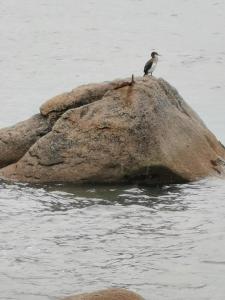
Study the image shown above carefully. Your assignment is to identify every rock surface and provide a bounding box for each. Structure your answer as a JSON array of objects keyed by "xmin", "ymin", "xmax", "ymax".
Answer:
[
  {"xmin": 0, "ymin": 114, "xmax": 50, "ymax": 169},
  {"xmin": 0, "ymin": 76, "xmax": 224, "ymax": 184},
  {"xmin": 62, "ymin": 288, "xmax": 144, "ymax": 300}
]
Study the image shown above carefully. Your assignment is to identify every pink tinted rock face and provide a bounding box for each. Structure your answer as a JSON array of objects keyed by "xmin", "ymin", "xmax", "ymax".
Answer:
[{"xmin": 0, "ymin": 76, "xmax": 224, "ymax": 184}]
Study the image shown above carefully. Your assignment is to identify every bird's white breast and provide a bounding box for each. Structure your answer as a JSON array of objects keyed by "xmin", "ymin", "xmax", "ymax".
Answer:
[
  {"xmin": 150, "ymin": 57, "xmax": 158, "ymax": 72},
  {"xmin": 150, "ymin": 61, "xmax": 157, "ymax": 72}
]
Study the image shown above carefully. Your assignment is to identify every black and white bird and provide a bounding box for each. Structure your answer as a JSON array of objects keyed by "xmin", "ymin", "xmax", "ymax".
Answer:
[{"xmin": 143, "ymin": 51, "xmax": 160, "ymax": 76}]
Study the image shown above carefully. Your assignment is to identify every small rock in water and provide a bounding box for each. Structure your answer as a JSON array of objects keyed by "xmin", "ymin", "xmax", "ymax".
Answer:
[{"xmin": 62, "ymin": 288, "xmax": 145, "ymax": 300}]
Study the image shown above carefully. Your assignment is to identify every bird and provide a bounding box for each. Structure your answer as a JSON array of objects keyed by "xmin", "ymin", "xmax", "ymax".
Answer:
[{"xmin": 143, "ymin": 51, "xmax": 160, "ymax": 76}]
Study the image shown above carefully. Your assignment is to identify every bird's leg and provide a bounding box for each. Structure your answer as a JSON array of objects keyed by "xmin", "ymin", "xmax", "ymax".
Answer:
[{"xmin": 131, "ymin": 74, "xmax": 135, "ymax": 85}]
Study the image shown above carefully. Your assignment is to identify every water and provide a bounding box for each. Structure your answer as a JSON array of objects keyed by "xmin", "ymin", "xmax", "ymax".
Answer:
[{"xmin": 0, "ymin": 0, "xmax": 225, "ymax": 299}]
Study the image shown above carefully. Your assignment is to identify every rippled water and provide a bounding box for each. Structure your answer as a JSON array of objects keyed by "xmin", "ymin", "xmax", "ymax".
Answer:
[
  {"xmin": 0, "ymin": 0, "xmax": 225, "ymax": 299},
  {"xmin": 1, "ymin": 180, "xmax": 225, "ymax": 300}
]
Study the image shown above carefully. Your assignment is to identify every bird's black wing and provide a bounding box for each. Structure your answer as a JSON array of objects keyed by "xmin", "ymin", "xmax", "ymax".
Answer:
[{"xmin": 144, "ymin": 58, "xmax": 153, "ymax": 75}]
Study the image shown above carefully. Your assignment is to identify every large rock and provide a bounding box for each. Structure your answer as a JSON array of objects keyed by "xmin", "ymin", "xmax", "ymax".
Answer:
[
  {"xmin": 0, "ymin": 76, "xmax": 224, "ymax": 184},
  {"xmin": 62, "ymin": 288, "xmax": 144, "ymax": 300}
]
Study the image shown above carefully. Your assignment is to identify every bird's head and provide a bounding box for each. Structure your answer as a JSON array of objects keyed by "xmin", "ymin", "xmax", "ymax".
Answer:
[{"xmin": 151, "ymin": 51, "xmax": 160, "ymax": 58}]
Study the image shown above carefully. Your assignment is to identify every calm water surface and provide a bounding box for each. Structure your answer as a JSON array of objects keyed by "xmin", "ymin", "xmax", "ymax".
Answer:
[{"xmin": 0, "ymin": 0, "xmax": 225, "ymax": 299}]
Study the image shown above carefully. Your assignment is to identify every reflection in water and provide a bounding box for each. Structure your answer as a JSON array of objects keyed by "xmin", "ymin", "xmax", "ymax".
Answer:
[{"xmin": 4, "ymin": 181, "xmax": 191, "ymax": 212}]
